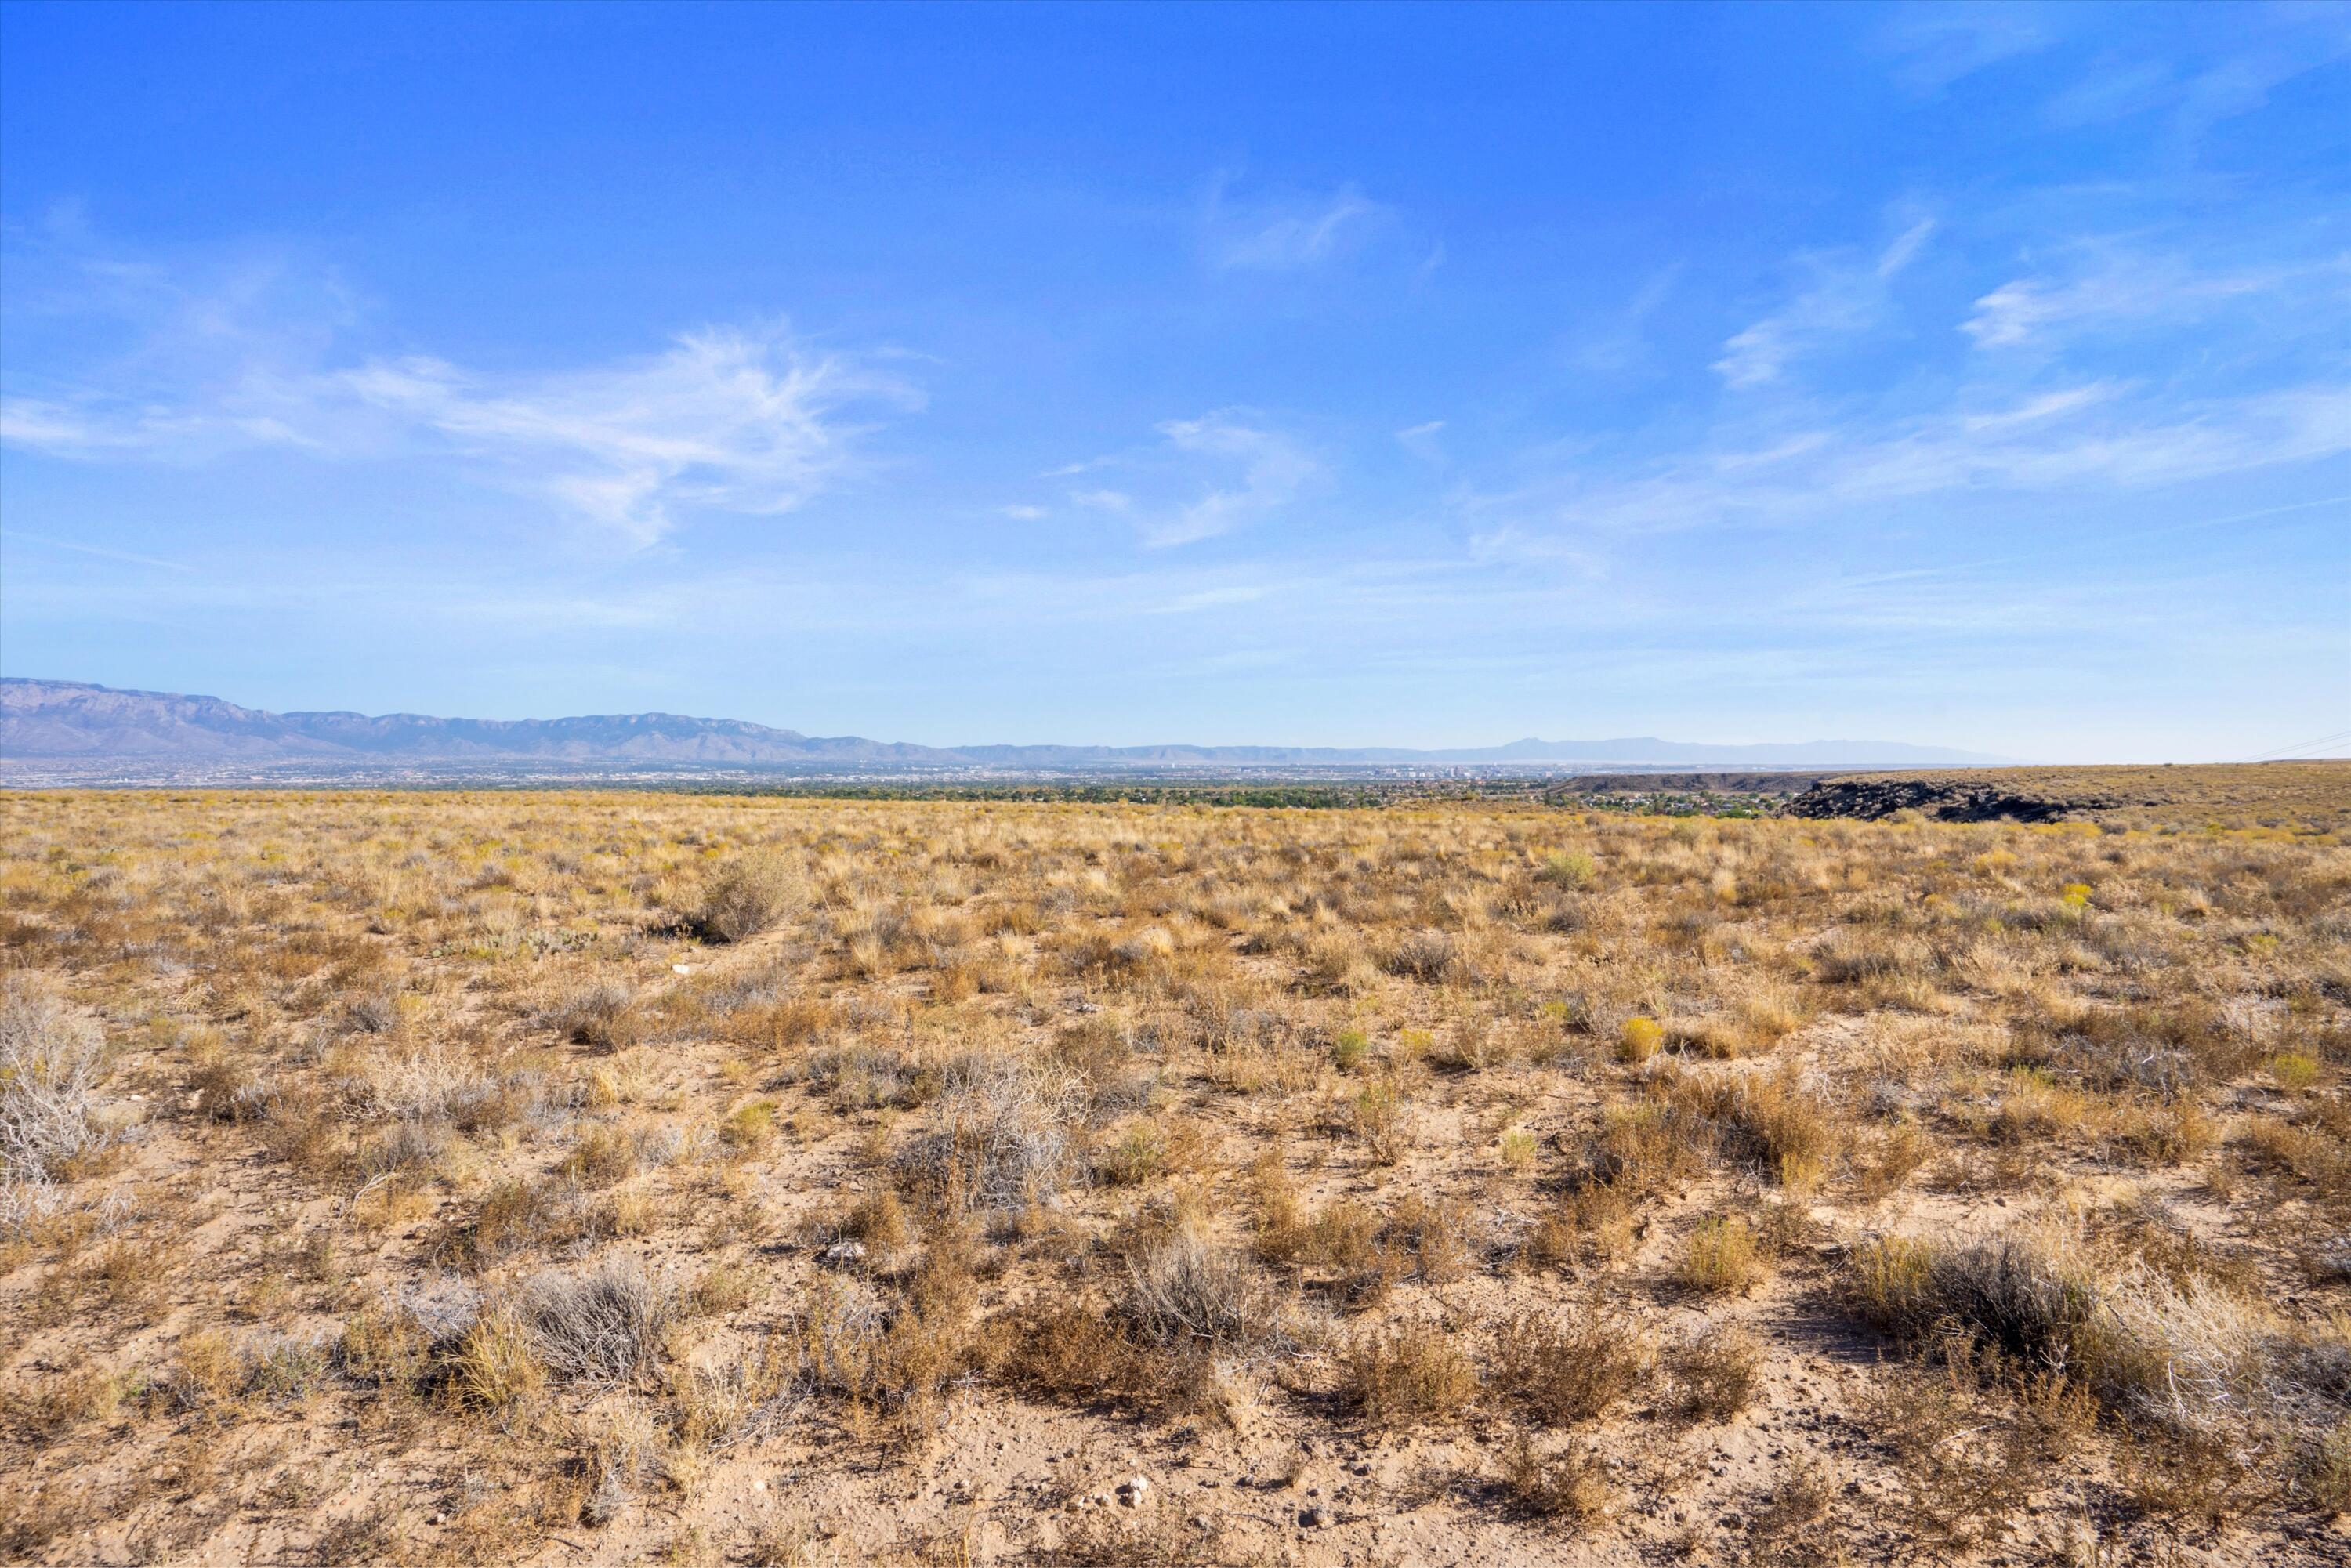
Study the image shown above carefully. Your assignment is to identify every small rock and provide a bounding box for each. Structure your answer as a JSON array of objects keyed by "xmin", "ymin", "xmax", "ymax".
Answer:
[
  {"xmin": 1300, "ymin": 1505, "xmax": 1332, "ymax": 1528},
  {"xmin": 752, "ymin": 1479, "xmax": 766, "ymax": 1493},
  {"xmin": 822, "ymin": 1240, "xmax": 868, "ymax": 1266},
  {"xmin": 1116, "ymin": 1475, "xmax": 1152, "ymax": 1508}
]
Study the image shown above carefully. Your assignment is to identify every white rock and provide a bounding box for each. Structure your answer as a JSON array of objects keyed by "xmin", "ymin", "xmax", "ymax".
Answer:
[{"xmin": 1116, "ymin": 1475, "xmax": 1152, "ymax": 1508}]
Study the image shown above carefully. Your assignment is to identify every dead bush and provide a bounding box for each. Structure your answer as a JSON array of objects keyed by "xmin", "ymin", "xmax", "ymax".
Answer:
[
  {"xmin": 1342, "ymin": 1321, "xmax": 1477, "ymax": 1425},
  {"xmin": 0, "ymin": 980, "xmax": 109, "ymax": 1186},
  {"xmin": 549, "ymin": 984, "xmax": 642, "ymax": 1052},
  {"xmin": 1665, "ymin": 1324, "xmax": 1760, "ymax": 1421},
  {"xmin": 1120, "ymin": 1233, "xmax": 1276, "ymax": 1350},
  {"xmin": 1487, "ymin": 1307, "xmax": 1649, "ymax": 1425},
  {"xmin": 520, "ymin": 1255, "xmax": 672, "ymax": 1385},
  {"xmin": 697, "ymin": 853, "xmax": 807, "ymax": 943},
  {"xmin": 1848, "ymin": 1222, "xmax": 2279, "ymax": 1435},
  {"xmin": 1498, "ymin": 1432, "xmax": 1613, "ymax": 1523}
]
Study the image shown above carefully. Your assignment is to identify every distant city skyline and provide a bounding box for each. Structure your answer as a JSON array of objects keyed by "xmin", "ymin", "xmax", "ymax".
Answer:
[{"xmin": 3, "ymin": 2, "xmax": 2346, "ymax": 762}]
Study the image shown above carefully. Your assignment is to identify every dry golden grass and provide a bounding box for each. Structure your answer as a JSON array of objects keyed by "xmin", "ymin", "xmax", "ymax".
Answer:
[{"xmin": 0, "ymin": 776, "xmax": 2346, "ymax": 1564}]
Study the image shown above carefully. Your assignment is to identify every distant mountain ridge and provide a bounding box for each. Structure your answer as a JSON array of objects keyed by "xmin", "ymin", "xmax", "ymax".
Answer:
[{"xmin": 0, "ymin": 679, "xmax": 2007, "ymax": 769}]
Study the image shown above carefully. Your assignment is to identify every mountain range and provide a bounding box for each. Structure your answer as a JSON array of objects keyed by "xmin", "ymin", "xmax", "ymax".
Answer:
[{"xmin": 0, "ymin": 679, "xmax": 2007, "ymax": 770}]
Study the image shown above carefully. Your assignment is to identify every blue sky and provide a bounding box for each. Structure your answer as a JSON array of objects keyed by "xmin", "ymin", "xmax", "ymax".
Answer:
[{"xmin": 2, "ymin": 2, "xmax": 2346, "ymax": 759}]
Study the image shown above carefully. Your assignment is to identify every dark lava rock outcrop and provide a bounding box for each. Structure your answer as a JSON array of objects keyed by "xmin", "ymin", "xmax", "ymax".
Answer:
[{"xmin": 1789, "ymin": 776, "xmax": 2118, "ymax": 823}]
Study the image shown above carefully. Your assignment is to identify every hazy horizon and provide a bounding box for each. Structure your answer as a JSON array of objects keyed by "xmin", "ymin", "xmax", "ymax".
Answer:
[{"xmin": 3, "ymin": 4, "xmax": 2347, "ymax": 764}]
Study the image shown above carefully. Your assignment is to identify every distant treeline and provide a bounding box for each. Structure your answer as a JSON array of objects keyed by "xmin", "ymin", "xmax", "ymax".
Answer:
[
  {"xmin": 642, "ymin": 777, "xmax": 1809, "ymax": 812},
  {"xmin": 653, "ymin": 780, "xmax": 1491, "ymax": 808}
]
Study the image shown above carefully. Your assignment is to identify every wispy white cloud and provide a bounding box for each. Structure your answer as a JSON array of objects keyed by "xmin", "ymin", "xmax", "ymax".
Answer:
[
  {"xmin": 1962, "ymin": 248, "xmax": 2331, "ymax": 349},
  {"xmin": 1714, "ymin": 219, "xmax": 1935, "ymax": 389},
  {"xmin": 1395, "ymin": 419, "xmax": 1447, "ymax": 463},
  {"xmin": 1204, "ymin": 179, "xmax": 1388, "ymax": 271},
  {"xmin": 1474, "ymin": 379, "xmax": 2351, "ymax": 544},
  {"xmin": 1877, "ymin": 4, "xmax": 2059, "ymax": 94},
  {"xmin": 1145, "ymin": 414, "xmax": 1318, "ymax": 545},
  {"xmin": 2, "ymin": 530, "xmax": 194, "ymax": 573},
  {"xmin": 1, "ymin": 237, "xmax": 916, "ymax": 545},
  {"xmin": 1060, "ymin": 412, "xmax": 1320, "ymax": 548},
  {"xmin": 337, "ymin": 328, "xmax": 913, "ymax": 545},
  {"xmin": 1575, "ymin": 263, "xmax": 1683, "ymax": 375},
  {"xmin": 2045, "ymin": 20, "xmax": 2351, "ymax": 137}
]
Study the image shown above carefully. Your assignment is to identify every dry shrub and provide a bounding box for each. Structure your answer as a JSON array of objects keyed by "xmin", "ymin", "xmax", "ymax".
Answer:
[
  {"xmin": 2030, "ymin": 1001, "xmax": 2255, "ymax": 1099},
  {"xmin": 1342, "ymin": 1321, "xmax": 1477, "ymax": 1425},
  {"xmin": 0, "ymin": 980, "xmax": 109, "ymax": 1189},
  {"xmin": 721, "ymin": 1096, "xmax": 777, "ymax": 1149},
  {"xmin": 1382, "ymin": 929, "xmax": 1466, "ymax": 985},
  {"xmin": 806, "ymin": 1041, "xmax": 923, "ymax": 1111},
  {"xmin": 1526, "ymin": 1171, "xmax": 1641, "ymax": 1271},
  {"xmin": 697, "ymin": 853, "xmax": 807, "ymax": 943},
  {"xmin": 576, "ymin": 1402, "xmax": 661, "ymax": 1524},
  {"xmin": 550, "ymin": 983, "xmax": 642, "ymax": 1052},
  {"xmin": 2085, "ymin": 1266, "xmax": 2274, "ymax": 1432},
  {"xmin": 1669, "ymin": 1068, "xmax": 1842, "ymax": 1190},
  {"xmin": 1538, "ymin": 848, "xmax": 1597, "ymax": 887},
  {"xmin": 1487, "ymin": 1307, "xmax": 1649, "ymax": 1425},
  {"xmin": 451, "ymin": 1309, "xmax": 545, "ymax": 1413},
  {"xmin": 1256, "ymin": 1183, "xmax": 1375, "ymax": 1266},
  {"xmin": 1746, "ymin": 1459, "xmax": 1841, "ymax": 1566},
  {"xmin": 456, "ymin": 1177, "xmax": 563, "ymax": 1266},
  {"xmin": 790, "ymin": 1233, "xmax": 988, "ymax": 1418},
  {"xmin": 1120, "ymin": 1233, "xmax": 1275, "ymax": 1350},
  {"xmin": 2303, "ymin": 1418, "xmax": 2351, "ymax": 1516},
  {"xmin": 1253, "ymin": 1176, "xmax": 1464, "ymax": 1309},
  {"xmin": 521, "ymin": 1255, "xmax": 672, "ymax": 1385},
  {"xmin": 1096, "ymin": 1118, "xmax": 1176, "ymax": 1186},
  {"xmin": 2110, "ymin": 1099, "xmax": 2215, "ymax": 1165},
  {"xmin": 1349, "ymin": 1079, "xmax": 1412, "ymax": 1166},
  {"xmin": 725, "ymin": 994, "xmax": 833, "ymax": 1057},
  {"xmin": 1579, "ymin": 1099, "xmax": 1710, "ymax": 1195},
  {"xmin": 995, "ymin": 1299, "xmax": 1136, "ymax": 1404},
  {"xmin": 2116, "ymin": 1421, "xmax": 2260, "ymax": 1527},
  {"xmin": 339, "ymin": 1302, "xmax": 436, "ymax": 1392},
  {"xmin": 897, "ymin": 1052, "xmax": 1083, "ymax": 1211},
  {"xmin": 1858, "ymin": 1356, "xmax": 2072, "ymax": 1552},
  {"xmin": 1849, "ymin": 1222, "xmax": 2280, "ymax": 1436},
  {"xmin": 1498, "ymin": 1432, "xmax": 1612, "ymax": 1523},
  {"xmin": 1666, "ymin": 1324, "xmax": 1760, "ymax": 1421},
  {"xmin": 998, "ymin": 1233, "xmax": 1276, "ymax": 1418},
  {"xmin": 1383, "ymin": 1193, "xmax": 1473, "ymax": 1284},
  {"xmin": 1678, "ymin": 1215, "xmax": 1767, "ymax": 1295},
  {"xmin": 4, "ymin": 1363, "xmax": 132, "ymax": 1437},
  {"xmin": 671, "ymin": 1342, "xmax": 795, "ymax": 1452},
  {"xmin": 1033, "ymin": 1508, "xmax": 1232, "ymax": 1568},
  {"xmin": 1617, "ymin": 1016, "xmax": 1663, "ymax": 1063},
  {"xmin": 1848, "ymin": 1121, "xmax": 1933, "ymax": 1201},
  {"xmin": 1848, "ymin": 1227, "xmax": 2096, "ymax": 1371}
]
